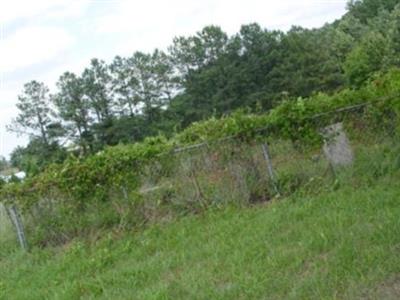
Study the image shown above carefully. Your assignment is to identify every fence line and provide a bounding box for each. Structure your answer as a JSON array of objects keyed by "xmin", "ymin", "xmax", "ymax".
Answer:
[
  {"xmin": 309, "ymin": 94, "xmax": 398, "ymax": 120},
  {"xmin": 7, "ymin": 205, "xmax": 28, "ymax": 250},
  {"xmin": 2, "ymin": 204, "xmax": 28, "ymax": 251},
  {"xmin": 2, "ymin": 94, "xmax": 398, "ymax": 248},
  {"xmin": 261, "ymin": 143, "xmax": 280, "ymax": 195},
  {"xmin": 170, "ymin": 95, "xmax": 398, "ymax": 156}
]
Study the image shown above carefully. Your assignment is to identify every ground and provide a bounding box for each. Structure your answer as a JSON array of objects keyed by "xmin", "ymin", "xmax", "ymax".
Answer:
[{"xmin": 1, "ymin": 174, "xmax": 400, "ymax": 299}]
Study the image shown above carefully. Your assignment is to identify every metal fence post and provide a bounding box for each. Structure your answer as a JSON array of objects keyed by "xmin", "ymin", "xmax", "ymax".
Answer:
[
  {"xmin": 6, "ymin": 205, "xmax": 28, "ymax": 251},
  {"xmin": 261, "ymin": 143, "xmax": 280, "ymax": 196}
]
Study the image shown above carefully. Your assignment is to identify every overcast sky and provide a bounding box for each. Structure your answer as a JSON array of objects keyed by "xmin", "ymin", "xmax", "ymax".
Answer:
[{"xmin": 0, "ymin": 0, "xmax": 348, "ymax": 158}]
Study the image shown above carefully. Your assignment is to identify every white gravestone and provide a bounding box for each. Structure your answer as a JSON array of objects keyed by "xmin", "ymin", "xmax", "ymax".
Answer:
[{"xmin": 322, "ymin": 123, "xmax": 354, "ymax": 167}]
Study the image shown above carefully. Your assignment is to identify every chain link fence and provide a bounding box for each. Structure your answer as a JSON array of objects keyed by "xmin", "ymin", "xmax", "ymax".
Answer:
[{"xmin": 1, "ymin": 101, "xmax": 399, "ymax": 249}]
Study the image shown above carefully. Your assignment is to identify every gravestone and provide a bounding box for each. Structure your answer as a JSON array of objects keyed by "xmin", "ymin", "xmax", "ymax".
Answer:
[{"xmin": 322, "ymin": 122, "xmax": 353, "ymax": 167}]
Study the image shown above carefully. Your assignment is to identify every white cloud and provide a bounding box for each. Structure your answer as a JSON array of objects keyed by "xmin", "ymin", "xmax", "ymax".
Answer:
[
  {"xmin": 0, "ymin": 0, "xmax": 91, "ymax": 24},
  {"xmin": 0, "ymin": 26, "xmax": 74, "ymax": 73},
  {"xmin": 93, "ymin": 0, "xmax": 347, "ymax": 55},
  {"xmin": 95, "ymin": 0, "xmax": 205, "ymax": 34}
]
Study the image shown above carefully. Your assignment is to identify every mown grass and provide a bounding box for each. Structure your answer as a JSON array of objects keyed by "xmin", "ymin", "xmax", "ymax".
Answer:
[{"xmin": 1, "ymin": 171, "xmax": 400, "ymax": 300}]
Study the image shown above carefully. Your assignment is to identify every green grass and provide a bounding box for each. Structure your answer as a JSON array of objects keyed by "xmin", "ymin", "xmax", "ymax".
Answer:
[
  {"xmin": 1, "ymin": 173, "xmax": 400, "ymax": 299},
  {"xmin": 0, "ymin": 205, "xmax": 18, "ymax": 254}
]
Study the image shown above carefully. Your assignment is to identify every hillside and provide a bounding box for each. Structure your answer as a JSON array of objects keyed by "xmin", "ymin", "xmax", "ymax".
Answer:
[
  {"xmin": 1, "ymin": 173, "xmax": 400, "ymax": 299},
  {"xmin": 1, "ymin": 1, "xmax": 400, "ymax": 298}
]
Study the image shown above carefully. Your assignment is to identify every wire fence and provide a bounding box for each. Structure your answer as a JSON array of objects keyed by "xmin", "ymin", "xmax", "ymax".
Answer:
[{"xmin": 1, "ymin": 100, "xmax": 399, "ymax": 249}]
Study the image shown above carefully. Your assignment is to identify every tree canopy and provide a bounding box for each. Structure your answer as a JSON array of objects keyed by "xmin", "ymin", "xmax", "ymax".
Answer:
[{"xmin": 8, "ymin": 0, "xmax": 400, "ymax": 174}]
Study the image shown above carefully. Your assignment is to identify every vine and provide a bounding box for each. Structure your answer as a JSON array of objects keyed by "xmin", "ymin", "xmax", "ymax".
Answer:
[{"xmin": 0, "ymin": 69, "xmax": 399, "ymax": 229}]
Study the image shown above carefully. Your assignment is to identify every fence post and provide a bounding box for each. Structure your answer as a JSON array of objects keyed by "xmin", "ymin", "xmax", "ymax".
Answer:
[
  {"xmin": 261, "ymin": 143, "xmax": 280, "ymax": 196},
  {"xmin": 6, "ymin": 205, "xmax": 28, "ymax": 251}
]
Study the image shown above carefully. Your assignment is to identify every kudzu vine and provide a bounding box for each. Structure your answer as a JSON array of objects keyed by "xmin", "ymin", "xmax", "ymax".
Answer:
[{"xmin": 1, "ymin": 69, "xmax": 399, "ymax": 212}]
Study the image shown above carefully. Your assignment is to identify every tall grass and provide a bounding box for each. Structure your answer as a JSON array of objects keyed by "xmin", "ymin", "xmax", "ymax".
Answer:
[
  {"xmin": 1, "ymin": 113, "xmax": 399, "ymax": 298},
  {"xmin": 0, "ymin": 205, "xmax": 18, "ymax": 256},
  {"xmin": 1, "ymin": 170, "xmax": 400, "ymax": 299}
]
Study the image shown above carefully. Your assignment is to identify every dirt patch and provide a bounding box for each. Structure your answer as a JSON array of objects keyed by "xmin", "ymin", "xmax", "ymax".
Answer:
[
  {"xmin": 361, "ymin": 276, "xmax": 400, "ymax": 300},
  {"xmin": 375, "ymin": 276, "xmax": 400, "ymax": 300}
]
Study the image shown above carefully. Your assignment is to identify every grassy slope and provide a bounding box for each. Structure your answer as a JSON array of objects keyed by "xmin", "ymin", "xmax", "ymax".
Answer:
[{"xmin": 1, "ymin": 175, "xmax": 400, "ymax": 300}]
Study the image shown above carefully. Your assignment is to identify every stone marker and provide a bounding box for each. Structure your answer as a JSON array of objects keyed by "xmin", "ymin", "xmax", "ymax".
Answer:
[{"xmin": 322, "ymin": 122, "xmax": 353, "ymax": 167}]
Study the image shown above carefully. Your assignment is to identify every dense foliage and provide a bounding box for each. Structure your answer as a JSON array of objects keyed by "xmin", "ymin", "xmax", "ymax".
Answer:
[
  {"xmin": 2, "ymin": 0, "xmax": 400, "ymax": 246},
  {"xmin": 1, "ymin": 68, "xmax": 400, "ymax": 211},
  {"xmin": 7, "ymin": 0, "xmax": 400, "ymax": 174}
]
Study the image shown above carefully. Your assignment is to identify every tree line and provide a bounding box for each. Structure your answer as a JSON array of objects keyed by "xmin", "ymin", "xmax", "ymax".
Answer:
[{"xmin": 7, "ymin": 0, "xmax": 400, "ymax": 175}]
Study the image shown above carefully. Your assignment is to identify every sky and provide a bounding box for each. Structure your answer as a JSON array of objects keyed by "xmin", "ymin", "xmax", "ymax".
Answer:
[{"xmin": 0, "ymin": 0, "xmax": 348, "ymax": 158}]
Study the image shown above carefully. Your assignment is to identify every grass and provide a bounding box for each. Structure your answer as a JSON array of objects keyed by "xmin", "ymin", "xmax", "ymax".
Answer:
[
  {"xmin": 1, "ymin": 172, "xmax": 400, "ymax": 299},
  {"xmin": 0, "ymin": 205, "xmax": 18, "ymax": 254}
]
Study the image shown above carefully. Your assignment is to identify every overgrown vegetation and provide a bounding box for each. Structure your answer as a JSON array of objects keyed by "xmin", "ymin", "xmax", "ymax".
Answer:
[
  {"xmin": 0, "ymin": 67, "xmax": 399, "ymax": 246},
  {"xmin": 1, "ymin": 170, "xmax": 400, "ymax": 299},
  {"xmin": 1, "ymin": 1, "xmax": 400, "ymax": 297},
  {"xmin": 1, "ymin": 1, "xmax": 400, "ymax": 248}
]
